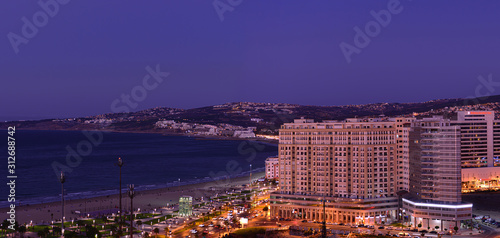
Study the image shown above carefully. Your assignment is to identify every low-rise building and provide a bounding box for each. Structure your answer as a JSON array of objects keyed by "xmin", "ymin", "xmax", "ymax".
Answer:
[
  {"xmin": 265, "ymin": 157, "xmax": 279, "ymax": 179},
  {"xmin": 179, "ymin": 196, "xmax": 193, "ymax": 217},
  {"xmin": 234, "ymin": 130, "xmax": 256, "ymax": 138}
]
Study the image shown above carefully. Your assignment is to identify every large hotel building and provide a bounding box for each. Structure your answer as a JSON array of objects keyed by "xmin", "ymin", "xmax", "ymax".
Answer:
[
  {"xmin": 271, "ymin": 117, "xmax": 410, "ymax": 225},
  {"xmin": 453, "ymin": 111, "xmax": 500, "ymax": 191},
  {"xmin": 268, "ymin": 111, "xmax": 500, "ymax": 228},
  {"xmin": 403, "ymin": 117, "xmax": 470, "ymax": 230}
]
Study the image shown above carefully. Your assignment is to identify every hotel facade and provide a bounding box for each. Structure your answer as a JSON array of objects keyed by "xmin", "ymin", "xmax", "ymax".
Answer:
[
  {"xmin": 403, "ymin": 117, "xmax": 471, "ymax": 230},
  {"xmin": 271, "ymin": 117, "xmax": 405, "ymax": 224},
  {"xmin": 270, "ymin": 114, "xmax": 476, "ymax": 227},
  {"xmin": 452, "ymin": 111, "xmax": 500, "ymax": 192}
]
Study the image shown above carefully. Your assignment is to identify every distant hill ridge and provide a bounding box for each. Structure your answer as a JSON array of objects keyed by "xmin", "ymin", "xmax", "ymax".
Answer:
[{"xmin": 2, "ymin": 95, "xmax": 500, "ymax": 134}]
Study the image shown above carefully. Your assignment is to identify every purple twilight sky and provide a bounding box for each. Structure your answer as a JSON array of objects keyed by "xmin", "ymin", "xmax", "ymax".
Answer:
[{"xmin": 1, "ymin": 0, "xmax": 500, "ymax": 121}]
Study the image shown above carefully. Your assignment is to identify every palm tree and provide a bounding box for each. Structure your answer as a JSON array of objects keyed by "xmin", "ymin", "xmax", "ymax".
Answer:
[
  {"xmin": 153, "ymin": 227, "xmax": 159, "ymax": 237},
  {"xmin": 38, "ymin": 230, "xmax": 47, "ymax": 238},
  {"xmin": 110, "ymin": 224, "xmax": 117, "ymax": 237},
  {"xmin": 53, "ymin": 226, "xmax": 62, "ymax": 236},
  {"xmin": 18, "ymin": 225, "xmax": 27, "ymax": 238}
]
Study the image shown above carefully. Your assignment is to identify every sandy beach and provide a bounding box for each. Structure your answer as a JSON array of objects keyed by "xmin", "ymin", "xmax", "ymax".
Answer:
[{"xmin": 1, "ymin": 172, "xmax": 265, "ymax": 225}]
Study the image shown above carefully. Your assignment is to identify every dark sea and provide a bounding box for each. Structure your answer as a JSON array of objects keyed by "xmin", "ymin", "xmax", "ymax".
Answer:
[{"xmin": 0, "ymin": 130, "xmax": 277, "ymax": 208}]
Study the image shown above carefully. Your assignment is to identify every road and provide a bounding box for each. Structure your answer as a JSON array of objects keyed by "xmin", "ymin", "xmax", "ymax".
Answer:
[{"xmin": 477, "ymin": 223, "xmax": 500, "ymax": 238}]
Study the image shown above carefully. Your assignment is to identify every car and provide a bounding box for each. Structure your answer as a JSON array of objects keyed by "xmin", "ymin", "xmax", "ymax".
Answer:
[
  {"xmin": 339, "ymin": 223, "xmax": 345, "ymax": 226},
  {"xmin": 367, "ymin": 225, "xmax": 375, "ymax": 229},
  {"xmin": 420, "ymin": 230, "xmax": 428, "ymax": 233},
  {"xmin": 386, "ymin": 226, "xmax": 393, "ymax": 230},
  {"xmin": 358, "ymin": 224, "xmax": 365, "ymax": 228},
  {"xmin": 378, "ymin": 226, "xmax": 385, "ymax": 229},
  {"xmin": 302, "ymin": 220, "xmax": 308, "ymax": 223},
  {"xmin": 209, "ymin": 224, "xmax": 214, "ymax": 227},
  {"xmin": 190, "ymin": 229, "xmax": 198, "ymax": 234},
  {"xmin": 429, "ymin": 231, "xmax": 438, "ymax": 234},
  {"xmin": 198, "ymin": 224, "xmax": 205, "ymax": 227},
  {"xmin": 351, "ymin": 224, "xmax": 358, "ymax": 228},
  {"xmin": 410, "ymin": 229, "xmax": 418, "ymax": 232}
]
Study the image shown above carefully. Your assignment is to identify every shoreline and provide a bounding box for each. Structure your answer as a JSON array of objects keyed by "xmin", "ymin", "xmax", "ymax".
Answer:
[
  {"xmin": 1, "ymin": 171, "xmax": 266, "ymax": 225},
  {"xmin": 0, "ymin": 128, "xmax": 277, "ymax": 224},
  {"xmin": 8, "ymin": 127, "xmax": 279, "ymax": 145},
  {"xmin": 1, "ymin": 167, "xmax": 266, "ymax": 209}
]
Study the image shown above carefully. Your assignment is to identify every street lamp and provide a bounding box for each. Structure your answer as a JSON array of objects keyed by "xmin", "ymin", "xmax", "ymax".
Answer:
[
  {"xmin": 128, "ymin": 184, "xmax": 135, "ymax": 238},
  {"xmin": 116, "ymin": 157, "xmax": 124, "ymax": 233},
  {"xmin": 249, "ymin": 164, "xmax": 252, "ymax": 187},
  {"xmin": 60, "ymin": 171, "xmax": 65, "ymax": 237}
]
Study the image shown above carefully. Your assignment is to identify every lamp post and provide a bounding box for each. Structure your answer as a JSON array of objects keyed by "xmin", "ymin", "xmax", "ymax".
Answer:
[
  {"xmin": 249, "ymin": 164, "xmax": 252, "ymax": 187},
  {"xmin": 128, "ymin": 184, "xmax": 135, "ymax": 238},
  {"xmin": 116, "ymin": 157, "xmax": 124, "ymax": 233},
  {"xmin": 60, "ymin": 171, "xmax": 65, "ymax": 237},
  {"xmin": 321, "ymin": 197, "xmax": 326, "ymax": 238}
]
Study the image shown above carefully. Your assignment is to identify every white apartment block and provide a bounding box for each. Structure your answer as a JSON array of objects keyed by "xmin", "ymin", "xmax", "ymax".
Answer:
[
  {"xmin": 452, "ymin": 111, "xmax": 500, "ymax": 191},
  {"xmin": 452, "ymin": 111, "xmax": 500, "ymax": 168}
]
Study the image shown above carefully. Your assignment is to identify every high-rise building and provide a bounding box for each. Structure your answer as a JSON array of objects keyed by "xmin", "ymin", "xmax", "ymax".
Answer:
[
  {"xmin": 265, "ymin": 157, "xmax": 279, "ymax": 180},
  {"xmin": 394, "ymin": 117, "xmax": 414, "ymax": 192},
  {"xmin": 271, "ymin": 117, "xmax": 402, "ymax": 224},
  {"xmin": 270, "ymin": 115, "xmax": 472, "ymax": 227},
  {"xmin": 451, "ymin": 111, "xmax": 500, "ymax": 191},
  {"xmin": 452, "ymin": 111, "xmax": 500, "ymax": 168},
  {"xmin": 403, "ymin": 117, "xmax": 472, "ymax": 229}
]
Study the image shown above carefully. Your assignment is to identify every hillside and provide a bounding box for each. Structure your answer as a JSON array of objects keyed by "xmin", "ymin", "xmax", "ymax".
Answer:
[{"xmin": 2, "ymin": 95, "xmax": 500, "ymax": 135}]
